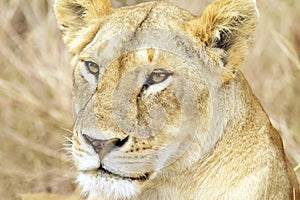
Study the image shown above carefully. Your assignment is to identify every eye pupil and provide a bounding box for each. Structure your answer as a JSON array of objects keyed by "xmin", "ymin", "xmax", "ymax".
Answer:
[
  {"xmin": 84, "ymin": 61, "xmax": 99, "ymax": 75},
  {"xmin": 152, "ymin": 73, "xmax": 166, "ymax": 82},
  {"xmin": 146, "ymin": 69, "xmax": 173, "ymax": 85}
]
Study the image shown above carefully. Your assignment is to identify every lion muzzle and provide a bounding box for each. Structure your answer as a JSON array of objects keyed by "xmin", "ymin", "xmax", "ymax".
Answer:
[{"xmin": 82, "ymin": 134, "xmax": 124, "ymax": 161}]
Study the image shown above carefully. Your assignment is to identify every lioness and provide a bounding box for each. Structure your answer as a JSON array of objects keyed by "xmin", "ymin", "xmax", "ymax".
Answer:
[{"xmin": 54, "ymin": 0, "xmax": 299, "ymax": 199}]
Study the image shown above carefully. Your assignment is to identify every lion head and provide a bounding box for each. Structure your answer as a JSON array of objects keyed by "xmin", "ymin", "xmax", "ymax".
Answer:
[{"xmin": 53, "ymin": 0, "xmax": 298, "ymax": 199}]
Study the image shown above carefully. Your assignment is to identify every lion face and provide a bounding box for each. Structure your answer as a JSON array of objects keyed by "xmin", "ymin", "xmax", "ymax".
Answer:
[
  {"xmin": 54, "ymin": 0, "xmax": 259, "ymax": 199},
  {"xmin": 69, "ymin": 3, "xmax": 218, "ymax": 198},
  {"xmin": 71, "ymin": 10, "xmax": 213, "ymax": 199}
]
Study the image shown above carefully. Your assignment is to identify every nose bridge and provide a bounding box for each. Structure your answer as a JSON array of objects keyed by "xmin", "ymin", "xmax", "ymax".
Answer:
[
  {"xmin": 94, "ymin": 55, "xmax": 148, "ymax": 135},
  {"xmin": 92, "ymin": 59, "xmax": 124, "ymax": 134}
]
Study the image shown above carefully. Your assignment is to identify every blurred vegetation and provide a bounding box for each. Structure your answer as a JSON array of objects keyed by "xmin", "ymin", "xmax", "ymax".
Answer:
[{"xmin": 0, "ymin": 0, "xmax": 299, "ymax": 199}]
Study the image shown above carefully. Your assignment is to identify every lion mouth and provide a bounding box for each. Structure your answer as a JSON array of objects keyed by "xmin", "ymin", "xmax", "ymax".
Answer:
[{"xmin": 82, "ymin": 165, "xmax": 150, "ymax": 181}]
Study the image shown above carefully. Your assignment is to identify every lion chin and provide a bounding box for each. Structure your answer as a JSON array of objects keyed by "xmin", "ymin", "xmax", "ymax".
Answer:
[{"xmin": 77, "ymin": 172, "xmax": 139, "ymax": 200}]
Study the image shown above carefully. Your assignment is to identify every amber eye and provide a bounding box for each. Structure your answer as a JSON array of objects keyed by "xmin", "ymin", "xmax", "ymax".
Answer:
[
  {"xmin": 146, "ymin": 68, "xmax": 173, "ymax": 86},
  {"xmin": 84, "ymin": 61, "xmax": 99, "ymax": 75}
]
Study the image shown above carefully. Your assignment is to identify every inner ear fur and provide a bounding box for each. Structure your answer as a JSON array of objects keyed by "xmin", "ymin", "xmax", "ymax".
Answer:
[
  {"xmin": 54, "ymin": 0, "xmax": 113, "ymax": 54},
  {"xmin": 192, "ymin": 0, "xmax": 259, "ymax": 74}
]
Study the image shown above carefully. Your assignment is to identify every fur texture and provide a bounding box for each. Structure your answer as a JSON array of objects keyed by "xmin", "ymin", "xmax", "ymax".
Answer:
[{"xmin": 53, "ymin": 0, "xmax": 299, "ymax": 199}]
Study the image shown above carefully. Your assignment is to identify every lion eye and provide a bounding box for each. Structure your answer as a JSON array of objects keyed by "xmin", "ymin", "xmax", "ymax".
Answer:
[
  {"xmin": 84, "ymin": 61, "xmax": 99, "ymax": 75},
  {"xmin": 146, "ymin": 69, "xmax": 173, "ymax": 85}
]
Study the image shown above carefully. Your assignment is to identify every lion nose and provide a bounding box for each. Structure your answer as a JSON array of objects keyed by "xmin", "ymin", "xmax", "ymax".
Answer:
[
  {"xmin": 83, "ymin": 134, "xmax": 118, "ymax": 161},
  {"xmin": 82, "ymin": 134, "xmax": 128, "ymax": 161}
]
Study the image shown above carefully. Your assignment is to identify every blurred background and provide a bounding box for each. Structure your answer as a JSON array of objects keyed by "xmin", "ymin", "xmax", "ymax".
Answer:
[{"xmin": 0, "ymin": 0, "xmax": 299, "ymax": 199}]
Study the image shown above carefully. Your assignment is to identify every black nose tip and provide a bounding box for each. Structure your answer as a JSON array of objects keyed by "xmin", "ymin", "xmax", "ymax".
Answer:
[
  {"xmin": 115, "ymin": 136, "xmax": 129, "ymax": 147},
  {"xmin": 82, "ymin": 134, "xmax": 121, "ymax": 161}
]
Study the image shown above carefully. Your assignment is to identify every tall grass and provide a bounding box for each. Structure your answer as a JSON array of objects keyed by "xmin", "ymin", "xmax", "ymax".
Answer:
[
  {"xmin": 0, "ymin": 0, "xmax": 299, "ymax": 198},
  {"xmin": 0, "ymin": 0, "xmax": 74, "ymax": 199}
]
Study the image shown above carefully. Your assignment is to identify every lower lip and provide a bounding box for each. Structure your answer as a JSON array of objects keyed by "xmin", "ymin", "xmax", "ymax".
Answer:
[{"xmin": 91, "ymin": 166, "xmax": 150, "ymax": 181}]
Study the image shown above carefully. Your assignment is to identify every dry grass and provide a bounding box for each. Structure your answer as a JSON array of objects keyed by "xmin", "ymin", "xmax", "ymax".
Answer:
[
  {"xmin": 0, "ymin": 0, "xmax": 74, "ymax": 199},
  {"xmin": 0, "ymin": 0, "xmax": 299, "ymax": 199}
]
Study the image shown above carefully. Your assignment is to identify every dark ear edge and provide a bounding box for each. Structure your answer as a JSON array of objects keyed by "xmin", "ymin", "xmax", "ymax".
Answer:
[
  {"xmin": 54, "ymin": 0, "xmax": 113, "ymax": 54},
  {"xmin": 192, "ymin": 0, "xmax": 259, "ymax": 72}
]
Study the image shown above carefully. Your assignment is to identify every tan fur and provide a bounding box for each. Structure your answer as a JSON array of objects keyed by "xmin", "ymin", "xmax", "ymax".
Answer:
[{"xmin": 54, "ymin": 0, "xmax": 299, "ymax": 199}]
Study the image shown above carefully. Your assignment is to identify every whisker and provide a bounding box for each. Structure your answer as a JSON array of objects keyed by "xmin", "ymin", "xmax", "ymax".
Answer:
[
  {"xmin": 61, "ymin": 126, "xmax": 73, "ymax": 135},
  {"xmin": 63, "ymin": 135, "xmax": 73, "ymax": 143},
  {"xmin": 62, "ymin": 143, "xmax": 73, "ymax": 147},
  {"xmin": 59, "ymin": 145, "xmax": 73, "ymax": 151}
]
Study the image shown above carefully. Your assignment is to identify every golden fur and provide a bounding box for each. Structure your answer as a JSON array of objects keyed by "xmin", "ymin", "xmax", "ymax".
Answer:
[{"xmin": 52, "ymin": 0, "xmax": 299, "ymax": 199}]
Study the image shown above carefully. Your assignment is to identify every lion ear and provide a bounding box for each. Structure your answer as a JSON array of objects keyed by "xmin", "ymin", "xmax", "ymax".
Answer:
[
  {"xmin": 54, "ymin": 0, "xmax": 113, "ymax": 54},
  {"xmin": 192, "ymin": 0, "xmax": 259, "ymax": 71}
]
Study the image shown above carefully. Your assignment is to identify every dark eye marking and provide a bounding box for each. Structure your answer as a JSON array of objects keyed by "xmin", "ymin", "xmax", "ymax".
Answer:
[
  {"xmin": 145, "ymin": 68, "xmax": 173, "ymax": 86},
  {"xmin": 84, "ymin": 61, "xmax": 100, "ymax": 76}
]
